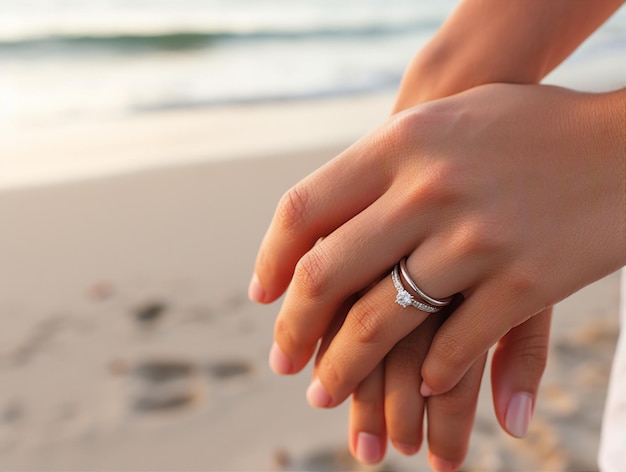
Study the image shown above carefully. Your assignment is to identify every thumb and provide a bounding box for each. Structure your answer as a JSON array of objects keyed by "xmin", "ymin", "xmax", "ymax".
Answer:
[{"xmin": 491, "ymin": 307, "xmax": 552, "ymax": 438}]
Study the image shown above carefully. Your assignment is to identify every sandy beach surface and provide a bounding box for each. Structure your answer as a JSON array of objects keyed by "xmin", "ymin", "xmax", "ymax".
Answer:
[{"xmin": 1, "ymin": 83, "xmax": 623, "ymax": 471}]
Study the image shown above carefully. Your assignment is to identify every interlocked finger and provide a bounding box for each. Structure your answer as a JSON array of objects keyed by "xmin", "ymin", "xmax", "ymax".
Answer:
[{"xmin": 308, "ymin": 257, "xmax": 463, "ymax": 409}]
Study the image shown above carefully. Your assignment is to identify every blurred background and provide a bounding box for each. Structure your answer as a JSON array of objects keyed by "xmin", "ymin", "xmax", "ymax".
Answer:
[
  {"xmin": 2, "ymin": 0, "xmax": 624, "ymax": 130},
  {"xmin": 1, "ymin": 0, "xmax": 456, "ymax": 130},
  {"xmin": 1, "ymin": 1, "xmax": 625, "ymax": 471}
]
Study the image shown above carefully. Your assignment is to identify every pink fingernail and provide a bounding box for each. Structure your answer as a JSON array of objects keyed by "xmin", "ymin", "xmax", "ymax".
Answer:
[
  {"xmin": 505, "ymin": 392, "xmax": 533, "ymax": 438},
  {"xmin": 429, "ymin": 453, "xmax": 459, "ymax": 472},
  {"xmin": 268, "ymin": 342, "xmax": 292, "ymax": 374},
  {"xmin": 248, "ymin": 273, "xmax": 265, "ymax": 303},
  {"xmin": 306, "ymin": 378, "xmax": 332, "ymax": 408},
  {"xmin": 420, "ymin": 381, "xmax": 433, "ymax": 397},
  {"xmin": 356, "ymin": 432, "xmax": 382, "ymax": 465}
]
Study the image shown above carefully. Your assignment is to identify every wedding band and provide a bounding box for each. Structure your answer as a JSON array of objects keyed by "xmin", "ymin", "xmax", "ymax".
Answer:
[
  {"xmin": 399, "ymin": 258, "xmax": 453, "ymax": 307},
  {"xmin": 391, "ymin": 264, "xmax": 440, "ymax": 313}
]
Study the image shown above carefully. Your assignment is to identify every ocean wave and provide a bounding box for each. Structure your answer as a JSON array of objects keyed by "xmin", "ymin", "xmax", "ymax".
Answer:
[{"xmin": 0, "ymin": 21, "xmax": 440, "ymax": 56}]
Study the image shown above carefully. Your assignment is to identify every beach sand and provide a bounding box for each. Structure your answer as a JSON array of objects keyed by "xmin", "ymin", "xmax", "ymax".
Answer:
[{"xmin": 0, "ymin": 90, "xmax": 622, "ymax": 471}]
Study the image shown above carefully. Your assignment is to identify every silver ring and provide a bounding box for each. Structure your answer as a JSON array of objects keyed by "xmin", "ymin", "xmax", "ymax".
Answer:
[
  {"xmin": 391, "ymin": 264, "xmax": 440, "ymax": 313},
  {"xmin": 399, "ymin": 258, "xmax": 452, "ymax": 307}
]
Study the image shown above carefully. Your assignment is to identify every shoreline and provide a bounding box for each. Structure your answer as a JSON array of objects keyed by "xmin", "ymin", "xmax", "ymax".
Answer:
[
  {"xmin": 0, "ymin": 91, "xmax": 395, "ymax": 190},
  {"xmin": 2, "ymin": 46, "xmax": 625, "ymax": 192}
]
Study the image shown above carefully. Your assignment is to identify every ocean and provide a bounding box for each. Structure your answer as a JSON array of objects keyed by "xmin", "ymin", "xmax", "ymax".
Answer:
[{"xmin": 1, "ymin": 0, "xmax": 624, "ymax": 129}]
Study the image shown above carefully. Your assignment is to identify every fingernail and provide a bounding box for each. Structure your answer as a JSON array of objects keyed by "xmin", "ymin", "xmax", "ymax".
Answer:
[
  {"xmin": 506, "ymin": 392, "xmax": 533, "ymax": 438},
  {"xmin": 429, "ymin": 453, "xmax": 459, "ymax": 472},
  {"xmin": 269, "ymin": 342, "xmax": 292, "ymax": 374},
  {"xmin": 420, "ymin": 381, "xmax": 433, "ymax": 397},
  {"xmin": 248, "ymin": 273, "xmax": 265, "ymax": 303},
  {"xmin": 393, "ymin": 440, "xmax": 419, "ymax": 456},
  {"xmin": 306, "ymin": 378, "xmax": 332, "ymax": 408},
  {"xmin": 356, "ymin": 432, "xmax": 382, "ymax": 464}
]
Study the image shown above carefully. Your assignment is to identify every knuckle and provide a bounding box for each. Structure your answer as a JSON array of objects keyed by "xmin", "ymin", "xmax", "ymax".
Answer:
[
  {"xmin": 379, "ymin": 111, "xmax": 415, "ymax": 151},
  {"xmin": 429, "ymin": 368, "xmax": 481, "ymax": 417},
  {"xmin": 518, "ymin": 348, "xmax": 548, "ymax": 377},
  {"xmin": 376, "ymin": 107, "xmax": 437, "ymax": 162},
  {"xmin": 423, "ymin": 338, "xmax": 467, "ymax": 392},
  {"xmin": 293, "ymin": 248, "xmax": 331, "ymax": 300},
  {"xmin": 504, "ymin": 264, "xmax": 543, "ymax": 301},
  {"xmin": 348, "ymin": 296, "xmax": 387, "ymax": 347},
  {"xmin": 276, "ymin": 184, "xmax": 311, "ymax": 233},
  {"xmin": 404, "ymin": 169, "xmax": 441, "ymax": 205},
  {"xmin": 397, "ymin": 156, "xmax": 465, "ymax": 216},
  {"xmin": 274, "ymin": 317, "xmax": 299, "ymax": 352},
  {"xmin": 453, "ymin": 217, "xmax": 507, "ymax": 257},
  {"xmin": 511, "ymin": 332, "xmax": 549, "ymax": 375},
  {"xmin": 317, "ymin": 356, "xmax": 343, "ymax": 397},
  {"xmin": 396, "ymin": 103, "xmax": 440, "ymax": 134}
]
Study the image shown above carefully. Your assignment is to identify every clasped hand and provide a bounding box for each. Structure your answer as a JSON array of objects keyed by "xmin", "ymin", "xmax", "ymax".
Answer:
[{"xmin": 249, "ymin": 83, "xmax": 623, "ymax": 469}]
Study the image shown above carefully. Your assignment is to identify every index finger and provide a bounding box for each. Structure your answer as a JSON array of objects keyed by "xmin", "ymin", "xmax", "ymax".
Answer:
[{"xmin": 249, "ymin": 124, "xmax": 398, "ymax": 304}]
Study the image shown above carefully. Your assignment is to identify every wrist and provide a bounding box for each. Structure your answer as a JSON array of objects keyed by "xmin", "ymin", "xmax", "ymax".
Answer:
[
  {"xmin": 392, "ymin": 37, "xmax": 460, "ymax": 113},
  {"xmin": 393, "ymin": 31, "xmax": 546, "ymax": 114}
]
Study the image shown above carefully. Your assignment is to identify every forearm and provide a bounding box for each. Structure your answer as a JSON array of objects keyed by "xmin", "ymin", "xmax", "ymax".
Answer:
[{"xmin": 394, "ymin": 0, "xmax": 624, "ymax": 111}]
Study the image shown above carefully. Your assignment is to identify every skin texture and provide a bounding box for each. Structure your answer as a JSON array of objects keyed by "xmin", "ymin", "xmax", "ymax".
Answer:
[
  {"xmin": 257, "ymin": 84, "xmax": 624, "ymax": 468},
  {"xmin": 250, "ymin": 1, "xmax": 626, "ymax": 469},
  {"xmin": 394, "ymin": 0, "xmax": 626, "ymax": 109},
  {"xmin": 344, "ymin": 2, "xmax": 624, "ymax": 467},
  {"xmin": 261, "ymin": 83, "xmax": 624, "ymax": 399},
  {"xmin": 350, "ymin": 2, "xmax": 625, "ymax": 467}
]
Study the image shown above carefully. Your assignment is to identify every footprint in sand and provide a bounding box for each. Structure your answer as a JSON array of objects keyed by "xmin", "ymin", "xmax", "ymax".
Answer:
[
  {"xmin": 272, "ymin": 445, "xmax": 396, "ymax": 472},
  {"xmin": 132, "ymin": 301, "xmax": 168, "ymax": 327},
  {"xmin": 131, "ymin": 359, "xmax": 202, "ymax": 413},
  {"xmin": 128, "ymin": 357, "xmax": 257, "ymax": 413},
  {"xmin": 205, "ymin": 358, "xmax": 257, "ymax": 396},
  {"xmin": 1, "ymin": 402, "xmax": 24, "ymax": 424},
  {"xmin": 206, "ymin": 359, "xmax": 254, "ymax": 380}
]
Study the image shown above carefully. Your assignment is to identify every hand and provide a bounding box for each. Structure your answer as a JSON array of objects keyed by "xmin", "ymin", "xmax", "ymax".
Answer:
[
  {"xmin": 250, "ymin": 83, "xmax": 623, "ymax": 404},
  {"xmin": 348, "ymin": 308, "xmax": 551, "ymax": 470}
]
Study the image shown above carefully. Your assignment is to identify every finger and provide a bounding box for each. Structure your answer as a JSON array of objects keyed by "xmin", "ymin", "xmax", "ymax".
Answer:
[
  {"xmin": 306, "ymin": 271, "xmax": 428, "ymax": 406},
  {"xmin": 310, "ymin": 297, "xmax": 354, "ymax": 370},
  {"xmin": 491, "ymin": 307, "xmax": 551, "ymax": 438},
  {"xmin": 421, "ymin": 278, "xmax": 540, "ymax": 397},
  {"xmin": 274, "ymin": 185, "xmax": 492, "ymax": 377},
  {"xmin": 406, "ymin": 225, "xmax": 496, "ymax": 301},
  {"xmin": 250, "ymin": 129, "xmax": 397, "ymax": 304},
  {"xmin": 308, "ymin": 278, "xmax": 464, "ymax": 409},
  {"xmin": 426, "ymin": 353, "xmax": 487, "ymax": 472},
  {"xmin": 349, "ymin": 363, "xmax": 387, "ymax": 465},
  {"xmin": 384, "ymin": 314, "xmax": 444, "ymax": 456},
  {"xmin": 271, "ymin": 189, "xmax": 430, "ymax": 375},
  {"xmin": 304, "ymin": 236, "xmax": 483, "ymax": 404}
]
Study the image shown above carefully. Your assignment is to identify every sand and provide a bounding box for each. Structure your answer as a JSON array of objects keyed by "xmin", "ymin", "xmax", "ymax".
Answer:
[{"xmin": 0, "ymin": 89, "xmax": 623, "ymax": 471}]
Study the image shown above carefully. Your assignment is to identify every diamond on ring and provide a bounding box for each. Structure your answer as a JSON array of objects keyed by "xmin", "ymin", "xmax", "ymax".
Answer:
[
  {"xmin": 391, "ymin": 264, "xmax": 440, "ymax": 313},
  {"xmin": 395, "ymin": 289, "xmax": 413, "ymax": 308}
]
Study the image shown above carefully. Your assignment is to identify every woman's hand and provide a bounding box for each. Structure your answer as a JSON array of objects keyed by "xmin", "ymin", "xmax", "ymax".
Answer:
[
  {"xmin": 250, "ymin": 83, "xmax": 624, "ymax": 406},
  {"xmin": 348, "ymin": 308, "xmax": 552, "ymax": 470}
]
